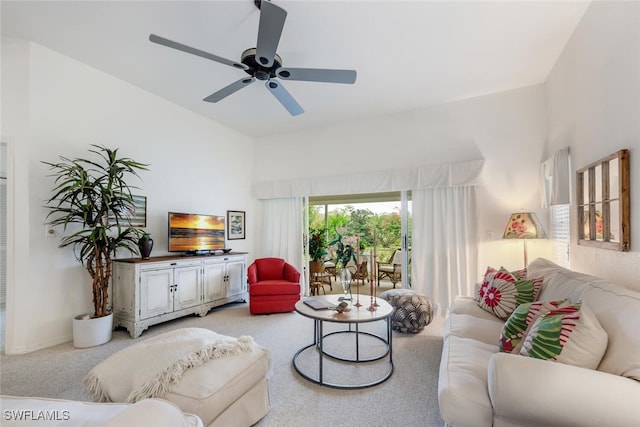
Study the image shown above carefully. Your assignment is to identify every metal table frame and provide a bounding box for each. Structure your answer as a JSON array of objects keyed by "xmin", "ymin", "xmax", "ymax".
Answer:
[{"xmin": 293, "ymin": 296, "xmax": 394, "ymax": 389}]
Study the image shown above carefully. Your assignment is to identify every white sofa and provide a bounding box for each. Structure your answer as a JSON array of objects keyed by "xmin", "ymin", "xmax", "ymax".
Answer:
[
  {"xmin": 438, "ymin": 257, "xmax": 640, "ymax": 427},
  {"xmin": 0, "ymin": 396, "xmax": 203, "ymax": 426}
]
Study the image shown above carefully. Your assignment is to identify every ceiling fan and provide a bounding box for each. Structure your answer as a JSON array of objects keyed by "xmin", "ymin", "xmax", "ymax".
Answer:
[{"xmin": 149, "ymin": 0, "xmax": 357, "ymax": 116}]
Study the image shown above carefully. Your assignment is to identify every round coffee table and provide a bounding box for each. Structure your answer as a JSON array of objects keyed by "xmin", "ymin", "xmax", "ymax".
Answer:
[{"xmin": 293, "ymin": 295, "xmax": 394, "ymax": 389}]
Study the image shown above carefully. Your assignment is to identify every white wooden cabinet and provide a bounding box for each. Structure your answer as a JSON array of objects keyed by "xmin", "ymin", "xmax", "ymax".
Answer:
[
  {"xmin": 112, "ymin": 253, "xmax": 247, "ymax": 338},
  {"xmin": 203, "ymin": 256, "xmax": 246, "ymax": 300}
]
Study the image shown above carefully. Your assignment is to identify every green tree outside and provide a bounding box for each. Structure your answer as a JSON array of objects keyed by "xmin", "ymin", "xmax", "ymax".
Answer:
[{"xmin": 309, "ymin": 203, "xmax": 410, "ymax": 263}]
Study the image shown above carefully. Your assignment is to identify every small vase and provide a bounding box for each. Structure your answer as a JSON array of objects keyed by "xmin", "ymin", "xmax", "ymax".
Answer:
[
  {"xmin": 138, "ymin": 234, "xmax": 153, "ymax": 259},
  {"xmin": 339, "ymin": 268, "xmax": 352, "ymax": 300}
]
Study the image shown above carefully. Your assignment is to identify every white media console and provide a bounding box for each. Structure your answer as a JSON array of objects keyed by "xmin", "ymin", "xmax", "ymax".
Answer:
[{"xmin": 112, "ymin": 252, "xmax": 247, "ymax": 338}]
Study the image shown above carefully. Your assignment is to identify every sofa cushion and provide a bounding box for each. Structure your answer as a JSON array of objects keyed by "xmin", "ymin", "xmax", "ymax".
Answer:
[
  {"xmin": 0, "ymin": 396, "xmax": 203, "ymax": 427},
  {"xmin": 519, "ymin": 302, "xmax": 608, "ymax": 370},
  {"xmin": 249, "ymin": 281, "xmax": 301, "ymax": 296},
  {"xmin": 477, "ymin": 267, "xmax": 539, "ymax": 320},
  {"xmin": 103, "ymin": 399, "xmax": 202, "ymax": 427},
  {"xmin": 450, "ymin": 296, "xmax": 503, "ymax": 320},
  {"xmin": 498, "ymin": 300, "xmax": 569, "ymax": 353},
  {"xmin": 438, "ymin": 335, "xmax": 497, "ymax": 427},
  {"xmin": 447, "ymin": 313, "xmax": 504, "ymax": 346}
]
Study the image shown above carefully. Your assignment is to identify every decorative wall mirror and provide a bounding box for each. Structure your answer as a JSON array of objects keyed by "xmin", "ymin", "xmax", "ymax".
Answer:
[{"xmin": 576, "ymin": 149, "xmax": 629, "ymax": 251}]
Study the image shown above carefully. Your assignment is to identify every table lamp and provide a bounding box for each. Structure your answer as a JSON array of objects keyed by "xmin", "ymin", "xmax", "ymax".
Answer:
[{"xmin": 503, "ymin": 212, "xmax": 547, "ymax": 268}]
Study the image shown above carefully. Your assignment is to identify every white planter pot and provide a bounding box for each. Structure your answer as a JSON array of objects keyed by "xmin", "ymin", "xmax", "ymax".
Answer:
[{"xmin": 73, "ymin": 313, "xmax": 113, "ymax": 348}]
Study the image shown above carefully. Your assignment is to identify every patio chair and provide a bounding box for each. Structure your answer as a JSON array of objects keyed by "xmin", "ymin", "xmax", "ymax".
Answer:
[
  {"xmin": 348, "ymin": 261, "xmax": 369, "ymax": 287},
  {"xmin": 377, "ymin": 249, "xmax": 408, "ymax": 288},
  {"xmin": 309, "ymin": 261, "xmax": 331, "ymax": 296},
  {"xmin": 322, "ymin": 260, "xmax": 336, "ymax": 289}
]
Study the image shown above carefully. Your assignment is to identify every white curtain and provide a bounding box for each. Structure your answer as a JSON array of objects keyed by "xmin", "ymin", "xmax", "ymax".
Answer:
[
  {"xmin": 258, "ymin": 197, "xmax": 304, "ymax": 277},
  {"xmin": 411, "ymin": 186, "xmax": 477, "ymax": 317}
]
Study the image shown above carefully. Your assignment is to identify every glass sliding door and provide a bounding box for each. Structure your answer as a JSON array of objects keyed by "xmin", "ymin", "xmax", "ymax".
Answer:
[
  {"xmin": 308, "ymin": 191, "xmax": 412, "ymax": 294},
  {"xmin": 400, "ymin": 190, "xmax": 412, "ymax": 288}
]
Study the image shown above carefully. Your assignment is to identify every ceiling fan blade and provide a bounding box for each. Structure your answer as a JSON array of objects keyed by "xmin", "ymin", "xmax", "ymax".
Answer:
[
  {"xmin": 255, "ymin": 1, "xmax": 287, "ymax": 68},
  {"xmin": 265, "ymin": 80, "xmax": 304, "ymax": 116},
  {"xmin": 203, "ymin": 77, "xmax": 255, "ymax": 103},
  {"xmin": 276, "ymin": 68, "xmax": 357, "ymax": 84},
  {"xmin": 149, "ymin": 34, "xmax": 248, "ymax": 71}
]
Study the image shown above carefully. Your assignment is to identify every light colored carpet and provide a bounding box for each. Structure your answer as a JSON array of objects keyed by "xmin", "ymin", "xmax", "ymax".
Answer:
[{"xmin": 0, "ymin": 301, "xmax": 445, "ymax": 426}]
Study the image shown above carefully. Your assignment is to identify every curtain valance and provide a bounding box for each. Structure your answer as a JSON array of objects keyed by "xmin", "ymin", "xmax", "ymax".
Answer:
[{"xmin": 253, "ymin": 159, "xmax": 485, "ymax": 200}]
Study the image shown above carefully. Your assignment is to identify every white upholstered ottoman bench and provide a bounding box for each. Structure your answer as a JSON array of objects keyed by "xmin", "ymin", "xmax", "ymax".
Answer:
[{"xmin": 84, "ymin": 328, "xmax": 271, "ymax": 427}]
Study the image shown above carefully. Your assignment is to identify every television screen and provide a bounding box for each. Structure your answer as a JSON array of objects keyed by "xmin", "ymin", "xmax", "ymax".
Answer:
[{"xmin": 168, "ymin": 212, "xmax": 225, "ymax": 253}]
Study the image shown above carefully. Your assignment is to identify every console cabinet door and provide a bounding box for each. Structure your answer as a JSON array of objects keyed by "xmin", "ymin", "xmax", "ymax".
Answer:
[
  {"xmin": 173, "ymin": 265, "xmax": 202, "ymax": 311},
  {"xmin": 203, "ymin": 260, "xmax": 226, "ymax": 303},
  {"xmin": 226, "ymin": 259, "xmax": 246, "ymax": 297},
  {"xmin": 139, "ymin": 269, "xmax": 173, "ymax": 319}
]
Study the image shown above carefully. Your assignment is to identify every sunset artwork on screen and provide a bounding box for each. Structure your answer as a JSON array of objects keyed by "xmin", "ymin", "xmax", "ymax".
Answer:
[{"xmin": 168, "ymin": 212, "xmax": 225, "ymax": 252}]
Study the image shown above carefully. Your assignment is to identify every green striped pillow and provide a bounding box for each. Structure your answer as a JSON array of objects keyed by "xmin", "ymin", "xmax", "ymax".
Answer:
[
  {"xmin": 499, "ymin": 300, "xmax": 568, "ymax": 353},
  {"xmin": 519, "ymin": 303, "xmax": 608, "ymax": 369}
]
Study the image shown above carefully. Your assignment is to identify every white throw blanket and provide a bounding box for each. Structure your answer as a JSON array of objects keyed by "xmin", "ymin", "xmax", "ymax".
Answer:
[{"xmin": 84, "ymin": 328, "xmax": 266, "ymax": 403}]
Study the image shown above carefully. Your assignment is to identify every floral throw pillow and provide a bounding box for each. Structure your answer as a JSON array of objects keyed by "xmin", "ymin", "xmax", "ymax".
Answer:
[
  {"xmin": 498, "ymin": 300, "xmax": 568, "ymax": 353},
  {"xmin": 519, "ymin": 302, "xmax": 608, "ymax": 370},
  {"xmin": 476, "ymin": 267, "xmax": 538, "ymax": 320},
  {"xmin": 475, "ymin": 266, "xmax": 527, "ymax": 302}
]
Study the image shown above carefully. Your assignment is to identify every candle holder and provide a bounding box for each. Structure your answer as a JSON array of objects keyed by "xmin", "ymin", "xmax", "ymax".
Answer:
[
  {"xmin": 369, "ymin": 255, "xmax": 378, "ymax": 311},
  {"xmin": 353, "ymin": 263, "xmax": 362, "ymax": 307},
  {"xmin": 368, "ymin": 250, "xmax": 377, "ymax": 312},
  {"xmin": 353, "ymin": 235, "xmax": 362, "ymax": 307}
]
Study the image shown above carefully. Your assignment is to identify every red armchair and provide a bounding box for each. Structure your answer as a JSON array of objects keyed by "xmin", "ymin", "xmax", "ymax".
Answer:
[{"xmin": 248, "ymin": 257, "xmax": 301, "ymax": 314}]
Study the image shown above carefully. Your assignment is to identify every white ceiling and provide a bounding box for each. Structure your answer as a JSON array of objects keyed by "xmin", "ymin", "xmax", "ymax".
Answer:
[{"xmin": 1, "ymin": 0, "xmax": 590, "ymax": 138}]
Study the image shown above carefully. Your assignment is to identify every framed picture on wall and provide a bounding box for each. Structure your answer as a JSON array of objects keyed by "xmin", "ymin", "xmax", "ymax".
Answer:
[
  {"xmin": 108, "ymin": 195, "xmax": 147, "ymax": 227},
  {"xmin": 227, "ymin": 210, "xmax": 246, "ymax": 240}
]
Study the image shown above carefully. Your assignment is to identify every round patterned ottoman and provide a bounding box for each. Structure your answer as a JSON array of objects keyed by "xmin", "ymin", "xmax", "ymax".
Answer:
[{"xmin": 380, "ymin": 289, "xmax": 433, "ymax": 333}]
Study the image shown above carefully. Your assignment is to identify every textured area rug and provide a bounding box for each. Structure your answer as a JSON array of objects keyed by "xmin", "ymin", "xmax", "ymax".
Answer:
[{"xmin": 1, "ymin": 303, "xmax": 444, "ymax": 426}]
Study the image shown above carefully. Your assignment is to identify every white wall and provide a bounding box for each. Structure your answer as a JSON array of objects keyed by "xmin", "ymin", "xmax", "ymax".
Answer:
[
  {"xmin": 2, "ymin": 39, "xmax": 255, "ymax": 354},
  {"xmin": 253, "ymin": 84, "xmax": 550, "ymax": 277},
  {"xmin": 544, "ymin": 1, "xmax": 640, "ymax": 291}
]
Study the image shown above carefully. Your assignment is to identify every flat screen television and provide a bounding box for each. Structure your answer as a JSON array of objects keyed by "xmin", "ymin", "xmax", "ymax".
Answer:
[{"xmin": 168, "ymin": 212, "xmax": 225, "ymax": 254}]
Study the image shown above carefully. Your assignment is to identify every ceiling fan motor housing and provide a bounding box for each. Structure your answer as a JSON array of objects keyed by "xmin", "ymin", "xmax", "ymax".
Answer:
[{"xmin": 241, "ymin": 48, "xmax": 282, "ymax": 80}]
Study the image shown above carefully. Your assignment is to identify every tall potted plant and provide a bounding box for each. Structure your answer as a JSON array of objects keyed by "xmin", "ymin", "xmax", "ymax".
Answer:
[
  {"xmin": 308, "ymin": 230, "xmax": 327, "ymax": 275},
  {"xmin": 43, "ymin": 145, "xmax": 148, "ymax": 347}
]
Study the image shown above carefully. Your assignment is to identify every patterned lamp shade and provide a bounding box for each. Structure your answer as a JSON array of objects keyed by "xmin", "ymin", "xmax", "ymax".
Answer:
[
  {"xmin": 503, "ymin": 212, "xmax": 547, "ymax": 239},
  {"xmin": 503, "ymin": 212, "xmax": 546, "ymax": 268}
]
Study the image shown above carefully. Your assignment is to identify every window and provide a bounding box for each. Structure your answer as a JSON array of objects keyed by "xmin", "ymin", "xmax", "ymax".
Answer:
[
  {"xmin": 550, "ymin": 204, "xmax": 570, "ymax": 268},
  {"xmin": 576, "ymin": 149, "xmax": 629, "ymax": 251}
]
